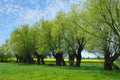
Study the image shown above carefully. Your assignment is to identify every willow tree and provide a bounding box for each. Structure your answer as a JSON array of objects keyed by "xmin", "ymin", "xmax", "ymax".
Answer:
[
  {"xmin": 10, "ymin": 25, "xmax": 34, "ymax": 63},
  {"xmin": 78, "ymin": 0, "xmax": 120, "ymax": 70},
  {"xmin": 49, "ymin": 11, "xmax": 71, "ymax": 66},
  {"xmin": 33, "ymin": 20, "xmax": 51, "ymax": 65},
  {"xmin": 62, "ymin": 5, "xmax": 87, "ymax": 67},
  {"xmin": 37, "ymin": 17, "xmax": 66, "ymax": 66},
  {"xmin": 28, "ymin": 25, "xmax": 44, "ymax": 65}
]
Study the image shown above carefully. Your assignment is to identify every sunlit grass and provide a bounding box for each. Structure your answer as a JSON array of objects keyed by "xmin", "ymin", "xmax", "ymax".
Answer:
[{"xmin": 0, "ymin": 62, "xmax": 120, "ymax": 80}]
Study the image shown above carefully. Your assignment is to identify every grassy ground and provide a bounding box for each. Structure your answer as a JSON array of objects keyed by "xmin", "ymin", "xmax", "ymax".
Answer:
[{"xmin": 0, "ymin": 62, "xmax": 120, "ymax": 80}]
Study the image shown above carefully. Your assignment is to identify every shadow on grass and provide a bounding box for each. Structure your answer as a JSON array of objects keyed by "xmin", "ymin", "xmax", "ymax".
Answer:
[
  {"xmin": 4, "ymin": 60, "xmax": 103, "ymax": 70},
  {"xmin": 46, "ymin": 63, "xmax": 104, "ymax": 71}
]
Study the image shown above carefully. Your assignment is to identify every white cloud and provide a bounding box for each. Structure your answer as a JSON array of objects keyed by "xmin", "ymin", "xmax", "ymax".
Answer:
[
  {"xmin": 16, "ymin": 0, "xmax": 72, "ymax": 25},
  {"xmin": 17, "ymin": 9, "xmax": 43, "ymax": 25},
  {"xmin": 0, "ymin": 0, "xmax": 80, "ymax": 45},
  {"xmin": 0, "ymin": 0, "xmax": 79, "ymax": 25}
]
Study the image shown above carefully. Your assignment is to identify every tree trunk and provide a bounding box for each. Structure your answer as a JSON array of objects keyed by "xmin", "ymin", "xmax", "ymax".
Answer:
[
  {"xmin": 75, "ymin": 49, "xmax": 82, "ymax": 67},
  {"xmin": 55, "ymin": 53, "xmax": 62, "ymax": 66},
  {"xmin": 41, "ymin": 55, "xmax": 45, "ymax": 65},
  {"xmin": 24, "ymin": 56, "xmax": 35, "ymax": 64},
  {"xmin": 75, "ymin": 54, "xmax": 82, "ymax": 67},
  {"xmin": 104, "ymin": 61, "xmax": 113, "ymax": 70},
  {"xmin": 34, "ymin": 52, "xmax": 41, "ymax": 65},
  {"xmin": 104, "ymin": 51, "xmax": 120, "ymax": 70},
  {"xmin": 52, "ymin": 52, "xmax": 65, "ymax": 66},
  {"xmin": 104, "ymin": 52, "xmax": 113, "ymax": 70},
  {"xmin": 61, "ymin": 57, "xmax": 66, "ymax": 66},
  {"xmin": 69, "ymin": 53, "xmax": 75, "ymax": 66},
  {"xmin": 37, "ymin": 55, "xmax": 40, "ymax": 65}
]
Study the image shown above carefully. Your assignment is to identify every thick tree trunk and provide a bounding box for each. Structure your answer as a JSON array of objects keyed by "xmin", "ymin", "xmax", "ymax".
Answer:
[
  {"xmin": 75, "ymin": 49, "xmax": 82, "ymax": 67},
  {"xmin": 104, "ymin": 52, "xmax": 120, "ymax": 70},
  {"xmin": 55, "ymin": 53, "xmax": 62, "ymax": 66},
  {"xmin": 75, "ymin": 54, "xmax": 82, "ymax": 67},
  {"xmin": 104, "ymin": 52, "xmax": 113, "ymax": 70},
  {"xmin": 104, "ymin": 61, "xmax": 113, "ymax": 70},
  {"xmin": 52, "ymin": 52, "xmax": 66, "ymax": 66},
  {"xmin": 69, "ymin": 53, "xmax": 75, "ymax": 66}
]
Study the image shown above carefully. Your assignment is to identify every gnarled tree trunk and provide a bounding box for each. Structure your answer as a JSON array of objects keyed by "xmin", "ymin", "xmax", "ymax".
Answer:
[
  {"xmin": 75, "ymin": 53, "xmax": 82, "ymax": 67},
  {"xmin": 75, "ymin": 47, "xmax": 82, "ymax": 67},
  {"xmin": 52, "ymin": 52, "xmax": 66, "ymax": 66},
  {"xmin": 75, "ymin": 37, "xmax": 86, "ymax": 67},
  {"xmin": 104, "ymin": 52, "xmax": 112, "ymax": 70},
  {"xmin": 104, "ymin": 50, "xmax": 120, "ymax": 70},
  {"xmin": 55, "ymin": 53, "xmax": 62, "ymax": 66},
  {"xmin": 75, "ymin": 51, "xmax": 82, "ymax": 67}
]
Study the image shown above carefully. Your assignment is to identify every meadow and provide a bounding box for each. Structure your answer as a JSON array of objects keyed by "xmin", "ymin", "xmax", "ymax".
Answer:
[{"xmin": 0, "ymin": 62, "xmax": 120, "ymax": 80}]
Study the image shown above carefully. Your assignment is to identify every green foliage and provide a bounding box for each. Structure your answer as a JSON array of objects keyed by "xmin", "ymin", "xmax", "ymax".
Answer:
[
  {"xmin": 0, "ymin": 40, "xmax": 13, "ymax": 61},
  {"xmin": 0, "ymin": 46, "xmax": 5, "ymax": 58},
  {"xmin": 37, "ymin": 20, "xmax": 53, "ymax": 54},
  {"xmin": 10, "ymin": 25, "xmax": 32, "ymax": 57},
  {"xmin": 78, "ymin": 0, "xmax": 120, "ymax": 54},
  {"xmin": 51, "ymin": 11, "xmax": 67, "ymax": 53}
]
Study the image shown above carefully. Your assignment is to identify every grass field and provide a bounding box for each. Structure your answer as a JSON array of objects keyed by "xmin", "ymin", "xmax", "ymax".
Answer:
[{"xmin": 0, "ymin": 62, "xmax": 120, "ymax": 80}]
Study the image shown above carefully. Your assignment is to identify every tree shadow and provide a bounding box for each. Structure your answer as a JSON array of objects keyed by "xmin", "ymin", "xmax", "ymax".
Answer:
[{"xmin": 44, "ymin": 63, "xmax": 104, "ymax": 71}]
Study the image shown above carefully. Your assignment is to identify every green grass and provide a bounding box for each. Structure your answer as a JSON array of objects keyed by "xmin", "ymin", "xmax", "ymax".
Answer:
[{"xmin": 0, "ymin": 62, "xmax": 120, "ymax": 80}]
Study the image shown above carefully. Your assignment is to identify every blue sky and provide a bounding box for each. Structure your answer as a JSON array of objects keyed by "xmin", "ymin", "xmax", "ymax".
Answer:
[
  {"xmin": 0, "ymin": 0, "xmax": 80, "ymax": 46},
  {"xmin": 0, "ymin": 0, "xmax": 96, "ymax": 58}
]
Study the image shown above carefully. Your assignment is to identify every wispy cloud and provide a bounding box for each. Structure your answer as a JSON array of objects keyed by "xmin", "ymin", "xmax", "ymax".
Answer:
[
  {"xmin": 16, "ymin": 0, "xmax": 79, "ymax": 25},
  {"xmin": 0, "ymin": 0, "xmax": 79, "ymax": 46}
]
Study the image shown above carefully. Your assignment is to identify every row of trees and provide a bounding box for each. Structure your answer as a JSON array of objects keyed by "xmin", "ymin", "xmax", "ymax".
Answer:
[
  {"xmin": 0, "ymin": 0, "xmax": 120, "ymax": 70},
  {"xmin": 9, "ymin": 10, "xmax": 87, "ymax": 67}
]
